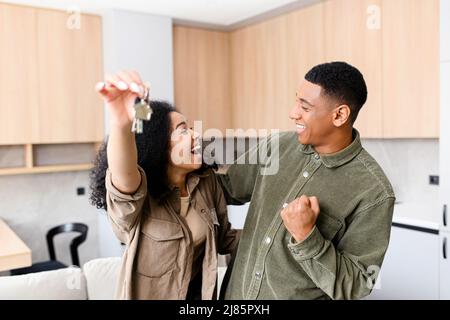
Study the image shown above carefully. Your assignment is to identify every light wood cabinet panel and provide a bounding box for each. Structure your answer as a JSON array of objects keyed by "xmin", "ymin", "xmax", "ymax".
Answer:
[
  {"xmin": 35, "ymin": 9, "xmax": 104, "ymax": 143},
  {"xmin": 0, "ymin": 4, "xmax": 39, "ymax": 145},
  {"xmin": 231, "ymin": 15, "xmax": 291, "ymax": 132},
  {"xmin": 382, "ymin": 0, "xmax": 440, "ymax": 138},
  {"xmin": 323, "ymin": 0, "xmax": 383, "ymax": 138},
  {"xmin": 173, "ymin": 26, "xmax": 231, "ymax": 135},
  {"xmin": 284, "ymin": 5, "xmax": 326, "ymax": 131},
  {"xmin": 173, "ymin": 0, "xmax": 439, "ymax": 139},
  {"xmin": 230, "ymin": 3, "xmax": 325, "ymax": 133},
  {"xmin": 230, "ymin": 23, "xmax": 264, "ymax": 132}
]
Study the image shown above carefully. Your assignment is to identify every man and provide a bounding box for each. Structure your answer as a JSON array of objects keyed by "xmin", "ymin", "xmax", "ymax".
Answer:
[{"xmin": 219, "ymin": 62, "xmax": 395, "ymax": 300}]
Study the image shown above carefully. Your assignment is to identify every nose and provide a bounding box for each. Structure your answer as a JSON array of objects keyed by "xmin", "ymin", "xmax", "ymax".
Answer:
[{"xmin": 289, "ymin": 103, "xmax": 301, "ymax": 120}]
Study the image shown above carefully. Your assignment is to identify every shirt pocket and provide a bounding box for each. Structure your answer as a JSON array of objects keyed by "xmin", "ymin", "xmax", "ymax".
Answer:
[
  {"xmin": 315, "ymin": 211, "xmax": 343, "ymax": 242},
  {"xmin": 136, "ymin": 218, "xmax": 184, "ymax": 278}
]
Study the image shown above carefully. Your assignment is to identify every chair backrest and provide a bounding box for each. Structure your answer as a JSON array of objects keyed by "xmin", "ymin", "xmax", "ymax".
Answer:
[{"xmin": 46, "ymin": 223, "xmax": 88, "ymax": 267}]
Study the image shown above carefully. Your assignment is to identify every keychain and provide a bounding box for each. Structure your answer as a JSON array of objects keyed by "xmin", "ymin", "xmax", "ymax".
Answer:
[{"xmin": 132, "ymin": 85, "xmax": 152, "ymax": 134}]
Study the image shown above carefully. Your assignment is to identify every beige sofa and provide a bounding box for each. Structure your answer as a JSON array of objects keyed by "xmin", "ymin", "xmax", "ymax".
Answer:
[
  {"xmin": 0, "ymin": 256, "xmax": 229, "ymax": 300},
  {"xmin": 0, "ymin": 257, "xmax": 121, "ymax": 300}
]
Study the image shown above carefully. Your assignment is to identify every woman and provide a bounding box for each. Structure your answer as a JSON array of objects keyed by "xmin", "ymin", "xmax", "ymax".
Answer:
[{"xmin": 89, "ymin": 70, "xmax": 239, "ymax": 300}]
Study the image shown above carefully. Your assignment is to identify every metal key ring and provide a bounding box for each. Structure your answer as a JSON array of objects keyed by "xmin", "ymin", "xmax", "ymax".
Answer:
[
  {"xmin": 141, "ymin": 85, "xmax": 147, "ymax": 101},
  {"xmin": 143, "ymin": 85, "xmax": 150, "ymax": 103}
]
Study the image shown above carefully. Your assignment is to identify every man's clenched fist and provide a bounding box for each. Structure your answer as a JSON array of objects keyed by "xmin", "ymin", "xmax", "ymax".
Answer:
[{"xmin": 280, "ymin": 195, "xmax": 320, "ymax": 243}]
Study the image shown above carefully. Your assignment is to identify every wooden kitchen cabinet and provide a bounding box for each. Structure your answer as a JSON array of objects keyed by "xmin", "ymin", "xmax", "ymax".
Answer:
[
  {"xmin": 230, "ymin": 3, "xmax": 325, "ymax": 134},
  {"xmin": 324, "ymin": 0, "xmax": 440, "ymax": 138},
  {"xmin": 323, "ymin": 0, "xmax": 383, "ymax": 138},
  {"xmin": 230, "ymin": 22, "xmax": 270, "ymax": 132},
  {"xmin": 172, "ymin": 0, "xmax": 440, "ymax": 139},
  {"xmin": 382, "ymin": 0, "xmax": 440, "ymax": 138},
  {"xmin": 0, "ymin": 4, "xmax": 39, "ymax": 145},
  {"xmin": 284, "ymin": 5, "xmax": 326, "ymax": 132},
  {"xmin": 0, "ymin": 4, "xmax": 103, "ymax": 175},
  {"xmin": 36, "ymin": 9, "xmax": 104, "ymax": 143},
  {"xmin": 173, "ymin": 26, "xmax": 232, "ymax": 135},
  {"xmin": 0, "ymin": 4, "xmax": 104, "ymax": 145},
  {"xmin": 176, "ymin": 3, "xmax": 327, "ymax": 135}
]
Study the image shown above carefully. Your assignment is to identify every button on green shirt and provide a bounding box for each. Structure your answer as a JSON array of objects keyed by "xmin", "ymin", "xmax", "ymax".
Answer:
[{"xmin": 219, "ymin": 130, "xmax": 395, "ymax": 300}]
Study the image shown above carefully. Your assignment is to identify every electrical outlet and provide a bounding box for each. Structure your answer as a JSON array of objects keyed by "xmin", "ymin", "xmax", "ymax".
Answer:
[
  {"xmin": 77, "ymin": 187, "xmax": 85, "ymax": 196},
  {"xmin": 429, "ymin": 175, "xmax": 439, "ymax": 185}
]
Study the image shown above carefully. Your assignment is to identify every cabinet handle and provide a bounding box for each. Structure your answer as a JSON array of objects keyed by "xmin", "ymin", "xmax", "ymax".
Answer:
[
  {"xmin": 444, "ymin": 205, "xmax": 448, "ymax": 227},
  {"xmin": 444, "ymin": 237, "xmax": 448, "ymax": 260}
]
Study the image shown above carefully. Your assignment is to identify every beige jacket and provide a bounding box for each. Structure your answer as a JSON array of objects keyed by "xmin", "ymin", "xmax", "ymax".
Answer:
[{"xmin": 105, "ymin": 166, "xmax": 240, "ymax": 300}]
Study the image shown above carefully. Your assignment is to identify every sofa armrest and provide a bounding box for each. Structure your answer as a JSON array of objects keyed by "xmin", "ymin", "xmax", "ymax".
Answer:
[{"xmin": 82, "ymin": 257, "xmax": 121, "ymax": 300}]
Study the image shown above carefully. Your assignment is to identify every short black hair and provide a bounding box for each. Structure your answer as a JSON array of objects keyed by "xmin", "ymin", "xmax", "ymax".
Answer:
[{"xmin": 305, "ymin": 62, "xmax": 367, "ymax": 124}]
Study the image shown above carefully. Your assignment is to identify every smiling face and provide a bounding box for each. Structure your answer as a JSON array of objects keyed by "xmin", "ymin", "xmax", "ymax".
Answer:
[
  {"xmin": 289, "ymin": 80, "xmax": 336, "ymax": 146},
  {"xmin": 168, "ymin": 112, "xmax": 202, "ymax": 172}
]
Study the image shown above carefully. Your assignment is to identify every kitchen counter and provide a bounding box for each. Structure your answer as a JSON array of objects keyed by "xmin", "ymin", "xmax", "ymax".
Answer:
[{"xmin": 392, "ymin": 202, "xmax": 440, "ymax": 231}]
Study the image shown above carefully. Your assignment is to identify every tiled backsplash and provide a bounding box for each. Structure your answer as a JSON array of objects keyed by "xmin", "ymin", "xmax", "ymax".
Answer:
[{"xmin": 362, "ymin": 139, "xmax": 439, "ymax": 205}]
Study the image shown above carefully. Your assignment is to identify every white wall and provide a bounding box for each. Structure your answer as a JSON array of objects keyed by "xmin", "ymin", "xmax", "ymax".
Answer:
[
  {"xmin": 102, "ymin": 9, "xmax": 174, "ymax": 134},
  {"xmin": 98, "ymin": 9, "xmax": 174, "ymax": 257},
  {"xmin": 0, "ymin": 170, "xmax": 100, "ymax": 268}
]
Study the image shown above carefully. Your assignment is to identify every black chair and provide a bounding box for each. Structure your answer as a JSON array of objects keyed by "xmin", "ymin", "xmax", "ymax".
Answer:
[{"xmin": 10, "ymin": 223, "xmax": 88, "ymax": 275}]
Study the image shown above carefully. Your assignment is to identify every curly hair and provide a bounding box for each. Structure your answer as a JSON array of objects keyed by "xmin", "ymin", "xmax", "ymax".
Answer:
[
  {"xmin": 305, "ymin": 61, "xmax": 368, "ymax": 124},
  {"xmin": 89, "ymin": 100, "xmax": 205, "ymax": 210}
]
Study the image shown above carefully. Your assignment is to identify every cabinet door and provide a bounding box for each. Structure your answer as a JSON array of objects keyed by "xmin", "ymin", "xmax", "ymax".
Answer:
[
  {"xmin": 283, "ymin": 4, "xmax": 326, "ymax": 132},
  {"xmin": 382, "ymin": 0, "xmax": 440, "ymax": 138},
  {"xmin": 366, "ymin": 225, "xmax": 439, "ymax": 300},
  {"xmin": 35, "ymin": 9, "xmax": 104, "ymax": 143},
  {"xmin": 230, "ymin": 3, "xmax": 325, "ymax": 133},
  {"xmin": 440, "ymin": 232, "xmax": 450, "ymax": 299},
  {"xmin": 0, "ymin": 4, "xmax": 39, "ymax": 145},
  {"xmin": 173, "ymin": 26, "xmax": 232, "ymax": 134},
  {"xmin": 324, "ymin": 0, "xmax": 383, "ymax": 138}
]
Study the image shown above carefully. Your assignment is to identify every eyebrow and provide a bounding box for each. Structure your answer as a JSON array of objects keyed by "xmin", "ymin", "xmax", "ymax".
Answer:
[
  {"xmin": 300, "ymin": 98, "xmax": 314, "ymax": 107},
  {"xmin": 175, "ymin": 121, "xmax": 187, "ymax": 129}
]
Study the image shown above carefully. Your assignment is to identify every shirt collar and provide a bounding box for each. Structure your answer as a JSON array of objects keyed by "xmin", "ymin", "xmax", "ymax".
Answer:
[
  {"xmin": 300, "ymin": 129, "xmax": 363, "ymax": 168},
  {"xmin": 168, "ymin": 169, "xmax": 210, "ymax": 193}
]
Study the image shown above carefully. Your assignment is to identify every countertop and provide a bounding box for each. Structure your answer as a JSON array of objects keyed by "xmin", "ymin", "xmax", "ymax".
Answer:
[{"xmin": 392, "ymin": 202, "xmax": 441, "ymax": 231}]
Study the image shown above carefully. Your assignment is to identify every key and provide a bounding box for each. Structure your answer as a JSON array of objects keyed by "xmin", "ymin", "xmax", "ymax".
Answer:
[{"xmin": 132, "ymin": 85, "xmax": 152, "ymax": 134}]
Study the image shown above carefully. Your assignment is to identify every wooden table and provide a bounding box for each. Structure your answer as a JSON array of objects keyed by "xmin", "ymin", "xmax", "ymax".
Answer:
[{"xmin": 0, "ymin": 218, "xmax": 31, "ymax": 272}]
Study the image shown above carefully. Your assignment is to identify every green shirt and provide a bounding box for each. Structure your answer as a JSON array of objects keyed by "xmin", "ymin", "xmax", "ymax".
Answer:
[{"xmin": 219, "ymin": 130, "xmax": 395, "ymax": 300}]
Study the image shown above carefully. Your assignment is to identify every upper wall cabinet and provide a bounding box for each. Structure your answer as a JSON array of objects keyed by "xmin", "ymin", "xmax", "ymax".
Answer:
[
  {"xmin": 382, "ymin": 0, "xmax": 440, "ymax": 138},
  {"xmin": 172, "ymin": 0, "xmax": 440, "ymax": 138},
  {"xmin": 173, "ymin": 26, "xmax": 232, "ymax": 135},
  {"xmin": 0, "ymin": 4, "xmax": 104, "ymax": 145},
  {"xmin": 323, "ymin": 0, "xmax": 383, "ymax": 138},
  {"xmin": 230, "ymin": 3, "xmax": 325, "ymax": 133},
  {"xmin": 36, "ymin": 9, "xmax": 104, "ymax": 143},
  {"xmin": 0, "ymin": 4, "xmax": 39, "ymax": 145}
]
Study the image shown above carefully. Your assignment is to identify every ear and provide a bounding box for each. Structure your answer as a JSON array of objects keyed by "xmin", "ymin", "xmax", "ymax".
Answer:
[{"xmin": 332, "ymin": 105, "xmax": 351, "ymax": 127}]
